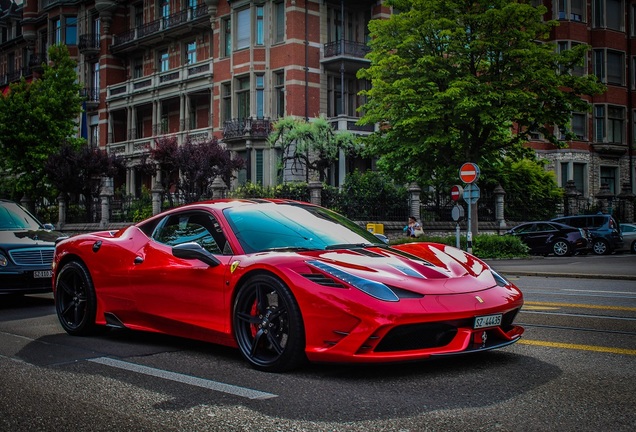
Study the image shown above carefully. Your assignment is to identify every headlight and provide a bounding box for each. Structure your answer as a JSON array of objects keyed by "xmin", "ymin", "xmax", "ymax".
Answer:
[
  {"xmin": 0, "ymin": 253, "xmax": 7, "ymax": 267},
  {"xmin": 490, "ymin": 269, "xmax": 510, "ymax": 287},
  {"xmin": 307, "ymin": 260, "xmax": 399, "ymax": 302}
]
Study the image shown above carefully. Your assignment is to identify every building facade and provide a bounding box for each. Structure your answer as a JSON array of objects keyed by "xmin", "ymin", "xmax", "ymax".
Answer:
[{"xmin": 1, "ymin": 0, "xmax": 635, "ymax": 204}]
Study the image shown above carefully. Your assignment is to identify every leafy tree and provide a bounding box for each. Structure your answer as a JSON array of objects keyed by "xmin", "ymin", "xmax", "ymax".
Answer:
[
  {"xmin": 45, "ymin": 143, "xmax": 125, "ymax": 219},
  {"xmin": 150, "ymin": 136, "xmax": 245, "ymax": 203},
  {"xmin": 0, "ymin": 45, "xmax": 84, "ymax": 200},
  {"xmin": 358, "ymin": 0, "xmax": 605, "ymax": 187},
  {"xmin": 268, "ymin": 116, "xmax": 363, "ymax": 182}
]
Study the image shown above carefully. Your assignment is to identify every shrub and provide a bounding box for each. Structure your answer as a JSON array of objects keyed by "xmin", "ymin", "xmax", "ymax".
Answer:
[{"xmin": 390, "ymin": 234, "xmax": 529, "ymax": 259}]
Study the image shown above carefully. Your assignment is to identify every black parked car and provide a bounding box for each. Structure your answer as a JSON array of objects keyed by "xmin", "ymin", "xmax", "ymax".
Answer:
[
  {"xmin": 506, "ymin": 221, "xmax": 591, "ymax": 257},
  {"xmin": 0, "ymin": 199, "xmax": 61, "ymax": 295},
  {"xmin": 551, "ymin": 214, "xmax": 623, "ymax": 255}
]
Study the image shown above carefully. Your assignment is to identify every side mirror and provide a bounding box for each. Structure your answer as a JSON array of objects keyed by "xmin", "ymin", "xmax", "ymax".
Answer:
[
  {"xmin": 172, "ymin": 242, "xmax": 221, "ymax": 267},
  {"xmin": 43, "ymin": 223, "xmax": 55, "ymax": 230}
]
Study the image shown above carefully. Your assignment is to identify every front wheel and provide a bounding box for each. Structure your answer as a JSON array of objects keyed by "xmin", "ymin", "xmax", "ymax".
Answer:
[
  {"xmin": 592, "ymin": 239, "xmax": 610, "ymax": 255},
  {"xmin": 631, "ymin": 240, "xmax": 636, "ymax": 254},
  {"xmin": 552, "ymin": 240, "xmax": 571, "ymax": 257},
  {"xmin": 55, "ymin": 260, "xmax": 98, "ymax": 336},
  {"xmin": 233, "ymin": 274, "xmax": 306, "ymax": 372}
]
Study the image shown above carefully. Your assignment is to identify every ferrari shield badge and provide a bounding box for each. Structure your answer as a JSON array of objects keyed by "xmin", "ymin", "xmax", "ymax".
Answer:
[{"xmin": 230, "ymin": 260, "xmax": 240, "ymax": 273}]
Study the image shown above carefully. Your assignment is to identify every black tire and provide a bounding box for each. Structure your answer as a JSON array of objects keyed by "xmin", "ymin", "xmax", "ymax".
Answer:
[
  {"xmin": 233, "ymin": 274, "xmax": 306, "ymax": 372},
  {"xmin": 55, "ymin": 260, "xmax": 98, "ymax": 336},
  {"xmin": 631, "ymin": 240, "xmax": 636, "ymax": 254},
  {"xmin": 552, "ymin": 240, "xmax": 571, "ymax": 257},
  {"xmin": 592, "ymin": 239, "xmax": 610, "ymax": 255}
]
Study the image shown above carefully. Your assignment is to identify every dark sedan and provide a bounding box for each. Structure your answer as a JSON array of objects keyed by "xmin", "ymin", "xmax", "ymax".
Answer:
[
  {"xmin": 0, "ymin": 199, "xmax": 61, "ymax": 295},
  {"xmin": 506, "ymin": 221, "xmax": 591, "ymax": 257}
]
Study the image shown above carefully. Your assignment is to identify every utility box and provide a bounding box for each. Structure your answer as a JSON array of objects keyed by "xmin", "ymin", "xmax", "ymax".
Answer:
[{"xmin": 366, "ymin": 223, "xmax": 384, "ymax": 235}]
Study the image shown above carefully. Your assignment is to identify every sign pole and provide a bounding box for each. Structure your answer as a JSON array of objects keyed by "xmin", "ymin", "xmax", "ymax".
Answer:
[
  {"xmin": 466, "ymin": 185, "xmax": 472, "ymax": 253},
  {"xmin": 459, "ymin": 163, "xmax": 480, "ymax": 254}
]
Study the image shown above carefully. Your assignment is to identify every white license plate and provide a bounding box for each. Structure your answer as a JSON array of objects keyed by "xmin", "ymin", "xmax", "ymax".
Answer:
[
  {"xmin": 33, "ymin": 270, "xmax": 52, "ymax": 279},
  {"xmin": 474, "ymin": 313, "xmax": 502, "ymax": 329}
]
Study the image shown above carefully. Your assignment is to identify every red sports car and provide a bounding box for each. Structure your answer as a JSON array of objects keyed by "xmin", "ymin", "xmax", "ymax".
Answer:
[{"xmin": 53, "ymin": 199, "xmax": 524, "ymax": 372}]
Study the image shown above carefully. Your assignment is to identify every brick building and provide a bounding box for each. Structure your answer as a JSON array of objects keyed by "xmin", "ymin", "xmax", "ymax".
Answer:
[{"xmin": 1, "ymin": 0, "xmax": 634, "ymax": 204}]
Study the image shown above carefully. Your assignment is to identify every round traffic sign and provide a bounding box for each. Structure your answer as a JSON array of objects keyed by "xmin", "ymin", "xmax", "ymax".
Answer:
[
  {"xmin": 459, "ymin": 163, "xmax": 480, "ymax": 184},
  {"xmin": 450, "ymin": 185, "xmax": 463, "ymax": 202}
]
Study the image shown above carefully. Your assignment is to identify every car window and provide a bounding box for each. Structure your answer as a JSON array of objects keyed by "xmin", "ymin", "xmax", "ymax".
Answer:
[
  {"xmin": 516, "ymin": 224, "xmax": 535, "ymax": 234},
  {"xmin": 0, "ymin": 202, "xmax": 42, "ymax": 231},
  {"xmin": 591, "ymin": 216, "xmax": 606, "ymax": 228},
  {"xmin": 535, "ymin": 223, "xmax": 555, "ymax": 232},
  {"xmin": 621, "ymin": 225, "xmax": 636, "ymax": 233},
  {"xmin": 560, "ymin": 217, "xmax": 586, "ymax": 228},
  {"xmin": 152, "ymin": 212, "xmax": 230, "ymax": 255}
]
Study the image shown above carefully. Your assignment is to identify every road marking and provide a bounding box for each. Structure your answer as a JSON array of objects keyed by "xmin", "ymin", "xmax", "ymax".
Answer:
[
  {"xmin": 518, "ymin": 339, "xmax": 636, "ymax": 356},
  {"xmin": 524, "ymin": 301, "xmax": 636, "ymax": 312},
  {"xmin": 89, "ymin": 357, "xmax": 277, "ymax": 400}
]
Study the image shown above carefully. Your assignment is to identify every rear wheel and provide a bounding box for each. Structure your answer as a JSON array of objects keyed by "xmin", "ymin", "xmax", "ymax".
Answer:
[
  {"xmin": 552, "ymin": 240, "xmax": 571, "ymax": 257},
  {"xmin": 592, "ymin": 239, "xmax": 610, "ymax": 255},
  {"xmin": 631, "ymin": 240, "xmax": 636, "ymax": 254},
  {"xmin": 55, "ymin": 260, "xmax": 98, "ymax": 336},
  {"xmin": 233, "ymin": 274, "xmax": 306, "ymax": 372}
]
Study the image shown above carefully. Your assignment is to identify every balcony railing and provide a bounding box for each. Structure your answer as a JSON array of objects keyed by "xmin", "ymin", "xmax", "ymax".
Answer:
[
  {"xmin": 323, "ymin": 40, "xmax": 370, "ymax": 59},
  {"xmin": 112, "ymin": 4, "xmax": 207, "ymax": 48},
  {"xmin": 78, "ymin": 34, "xmax": 100, "ymax": 56},
  {"xmin": 223, "ymin": 118, "xmax": 273, "ymax": 141}
]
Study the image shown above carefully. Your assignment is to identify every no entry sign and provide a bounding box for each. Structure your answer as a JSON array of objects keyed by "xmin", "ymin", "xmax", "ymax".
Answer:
[
  {"xmin": 450, "ymin": 185, "xmax": 463, "ymax": 201},
  {"xmin": 459, "ymin": 163, "xmax": 480, "ymax": 184}
]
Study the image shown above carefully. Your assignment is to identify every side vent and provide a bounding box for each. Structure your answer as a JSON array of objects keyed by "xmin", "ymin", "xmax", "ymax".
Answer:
[{"xmin": 301, "ymin": 273, "xmax": 346, "ymax": 288}]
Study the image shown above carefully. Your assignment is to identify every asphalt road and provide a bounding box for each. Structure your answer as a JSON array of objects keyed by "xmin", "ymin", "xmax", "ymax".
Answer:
[{"xmin": 1, "ymin": 254, "xmax": 634, "ymax": 431}]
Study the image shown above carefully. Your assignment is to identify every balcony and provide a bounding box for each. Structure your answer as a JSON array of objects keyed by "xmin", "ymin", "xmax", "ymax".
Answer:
[
  {"xmin": 223, "ymin": 118, "xmax": 273, "ymax": 142},
  {"xmin": 81, "ymin": 87, "xmax": 100, "ymax": 111},
  {"xmin": 78, "ymin": 34, "xmax": 100, "ymax": 57},
  {"xmin": 591, "ymin": 141, "xmax": 628, "ymax": 157},
  {"xmin": 29, "ymin": 54, "xmax": 46, "ymax": 73},
  {"xmin": 111, "ymin": 5, "xmax": 209, "ymax": 54},
  {"xmin": 321, "ymin": 40, "xmax": 370, "ymax": 72}
]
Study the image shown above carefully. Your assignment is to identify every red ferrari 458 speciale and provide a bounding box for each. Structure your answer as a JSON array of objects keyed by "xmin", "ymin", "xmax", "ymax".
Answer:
[{"xmin": 53, "ymin": 199, "xmax": 524, "ymax": 372}]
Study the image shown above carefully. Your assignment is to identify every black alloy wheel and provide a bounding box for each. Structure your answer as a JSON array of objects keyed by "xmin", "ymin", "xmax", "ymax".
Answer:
[
  {"xmin": 552, "ymin": 240, "xmax": 571, "ymax": 257},
  {"xmin": 233, "ymin": 274, "xmax": 306, "ymax": 372},
  {"xmin": 55, "ymin": 260, "xmax": 98, "ymax": 336},
  {"xmin": 631, "ymin": 240, "xmax": 636, "ymax": 254}
]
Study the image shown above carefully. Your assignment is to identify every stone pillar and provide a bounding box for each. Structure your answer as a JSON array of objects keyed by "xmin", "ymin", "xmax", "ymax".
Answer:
[
  {"xmin": 408, "ymin": 183, "xmax": 421, "ymax": 221},
  {"xmin": 151, "ymin": 187, "xmax": 163, "ymax": 215},
  {"xmin": 595, "ymin": 183, "xmax": 614, "ymax": 214},
  {"xmin": 20, "ymin": 195, "xmax": 35, "ymax": 215},
  {"xmin": 57, "ymin": 193, "xmax": 67, "ymax": 229},
  {"xmin": 210, "ymin": 176, "xmax": 228, "ymax": 199},
  {"xmin": 99, "ymin": 177, "xmax": 113, "ymax": 228},
  {"xmin": 564, "ymin": 180, "xmax": 581, "ymax": 216},
  {"xmin": 493, "ymin": 184, "xmax": 506, "ymax": 231},
  {"xmin": 308, "ymin": 181, "xmax": 323, "ymax": 206},
  {"xmin": 617, "ymin": 182, "xmax": 635, "ymax": 223}
]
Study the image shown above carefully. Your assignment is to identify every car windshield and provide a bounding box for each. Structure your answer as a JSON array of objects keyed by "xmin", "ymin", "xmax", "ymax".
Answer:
[
  {"xmin": 224, "ymin": 202, "xmax": 385, "ymax": 253},
  {"xmin": 0, "ymin": 201, "xmax": 43, "ymax": 231}
]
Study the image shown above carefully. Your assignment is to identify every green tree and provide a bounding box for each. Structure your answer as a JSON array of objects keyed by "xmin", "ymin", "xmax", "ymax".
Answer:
[
  {"xmin": 358, "ymin": 0, "xmax": 605, "ymax": 186},
  {"xmin": 268, "ymin": 116, "xmax": 363, "ymax": 182},
  {"xmin": 0, "ymin": 45, "xmax": 83, "ymax": 200}
]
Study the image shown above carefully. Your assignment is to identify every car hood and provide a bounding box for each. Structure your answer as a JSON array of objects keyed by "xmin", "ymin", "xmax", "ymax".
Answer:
[
  {"xmin": 0, "ymin": 229, "xmax": 62, "ymax": 248},
  {"xmin": 294, "ymin": 242, "xmax": 499, "ymax": 295}
]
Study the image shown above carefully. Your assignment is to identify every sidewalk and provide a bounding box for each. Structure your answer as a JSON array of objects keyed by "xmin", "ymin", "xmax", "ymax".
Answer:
[{"xmin": 485, "ymin": 253, "xmax": 636, "ymax": 280}]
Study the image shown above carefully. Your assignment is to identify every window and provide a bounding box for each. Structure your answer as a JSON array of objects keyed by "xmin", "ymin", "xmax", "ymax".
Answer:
[
  {"xmin": 186, "ymin": 40, "xmax": 197, "ymax": 64},
  {"xmin": 594, "ymin": 49, "xmax": 625, "ymax": 85},
  {"xmin": 256, "ymin": 149, "xmax": 264, "ymax": 185},
  {"xmin": 65, "ymin": 17, "xmax": 77, "ymax": 45},
  {"xmin": 327, "ymin": 75, "xmax": 366, "ymax": 117},
  {"xmin": 160, "ymin": 0, "xmax": 170, "ymax": 19},
  {"xmin": 52, "ymin": 18, "xmax": 61, "ymax": 45},
  {"xmin": 557, "ymin": 0, "xmax": 585, "ymax": 22},
  {"xmin": 595, "ymin": 105, "xmax": 625, "ymax": 143},
  {"xmin": 256, "ymin": 6, "xmax": 264, "ymax": 45},
  {"xmin": 557, "ymin": 41, "xmax": 585, "ymax": 76},
  {"xmin": 560, "ymin": 162, "xmax": 586, "ymax": 193},
  {"xmin": 236, "ymin": 76, "xmax": 250, "ymax": 119},
  {"xmin": 274, "ymin": 71, "xmax": 285, "ymax": 118},
  {"xmin": 158, "ymin": 49, "xmax": 169, "ymax": 72},
  {"xmin": 600, "ymin": 166, "xmax": 617, "ymax": 194},
  {"xmin": 255, "ymin": 75, "xmax": 264, "ymax": 118},
  {"xmin": 223, "ymin": 18, "xmax": 232, "ymax": 57},
  {"xmin": 236, "ymin": 8, "xmax": 250, "ymax": 50},
  {"xmin": 153, "ymin": 212, "xmax": 229, "ymax": 255},
  {"xmin": 594, "ymin": 0, "xmax": 624, "ymax": 30},
  {"xmin": 274, "ymin": 1, "xmax": 285, "ymax": 43},
  {"xmin": 91, "ymin": 62, "xmax": 100, "ymax": 94},
  {"xmin": 221, "ymin": 82, "xmax": 232, "ymax": 123},
  {"xmin": 572, "ymin": 112, "xmax": 587, "ymax": 140},
  {"xmin": 133, "ymin": 57, "xmax": 143, "ymax": 78},
  {"xmin": 134, "ymin": 3, "xmax": 143, "ymax": 28}
]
